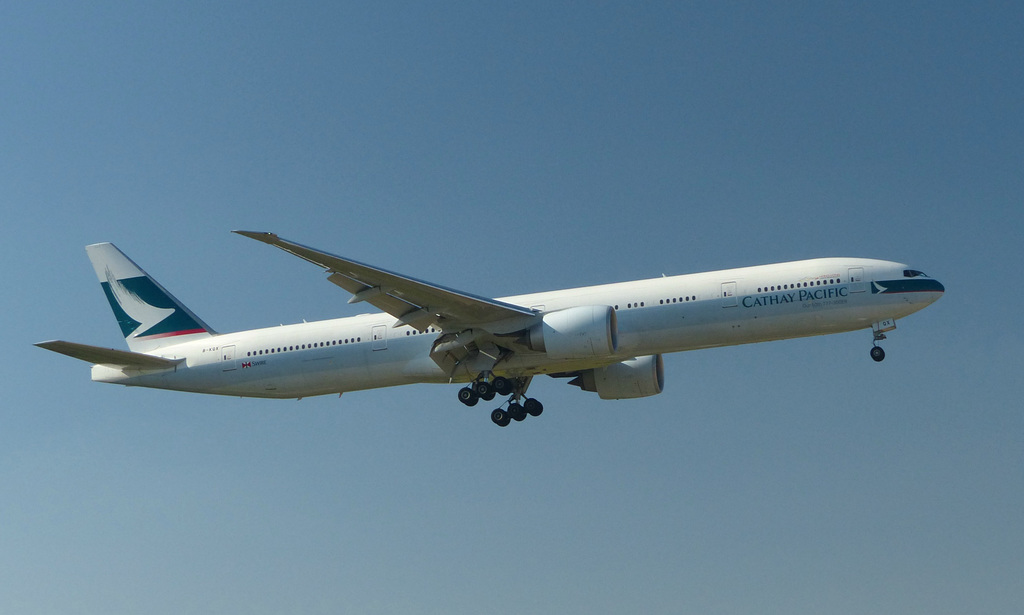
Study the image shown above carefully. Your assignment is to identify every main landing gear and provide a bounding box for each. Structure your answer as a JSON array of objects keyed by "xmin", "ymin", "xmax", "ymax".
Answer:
[{"xmin": 457, "ymin": 375, "xmax": 543, "ymax": 427}]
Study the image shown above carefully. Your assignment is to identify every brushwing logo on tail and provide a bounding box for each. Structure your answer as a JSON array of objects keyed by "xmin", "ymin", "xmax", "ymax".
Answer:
[
  {"xmin": 104, "ymin": 267, "xmax": 174, "ymax": 338},
  {"xmin": 101, "ymin": 267, "xmax": 206, "ymax": 339}
]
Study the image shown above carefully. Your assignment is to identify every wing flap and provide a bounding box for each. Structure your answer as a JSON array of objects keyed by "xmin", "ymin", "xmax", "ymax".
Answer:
[
  {"xmin": 234, "ymin": 231, "xmax": 536, "ymax": 330},
  {"xmin": 35, "ymin": 340, "xmax": 184, "ymax": 370}
]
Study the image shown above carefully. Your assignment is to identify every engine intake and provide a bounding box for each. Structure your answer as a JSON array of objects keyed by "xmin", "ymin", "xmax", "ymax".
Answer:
[
  {"xmin": 526, "ymin": 305, "xmax": 618, "ymax": 359},
  {"xmin": 570, "ymin": 355, "xmax": 665, "ymax": 400}
]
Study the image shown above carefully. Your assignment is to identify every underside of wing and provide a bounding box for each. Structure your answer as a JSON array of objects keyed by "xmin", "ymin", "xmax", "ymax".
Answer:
[
  {"xmin": 234, "ymin": 231, "xmax": 537, "ymax": 331},
  {"xmin": 35, "ymin": 340, "xmax": 184, "ymax": 370}
]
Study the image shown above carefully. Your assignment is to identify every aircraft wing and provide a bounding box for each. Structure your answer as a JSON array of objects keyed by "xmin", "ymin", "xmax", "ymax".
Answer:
[
  {"xmin": 35, "ymin": 340, "xmax": 184, "ymax": 370},
  {"xmin": 234, "ymin": 231, "xmax": 536, "ymax": 331}
]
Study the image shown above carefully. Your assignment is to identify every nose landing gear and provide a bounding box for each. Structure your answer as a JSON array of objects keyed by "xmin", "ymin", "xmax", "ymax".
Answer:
[{"xmin": 870, "ymin": 319, "xmax": 896, "ymax": 362}]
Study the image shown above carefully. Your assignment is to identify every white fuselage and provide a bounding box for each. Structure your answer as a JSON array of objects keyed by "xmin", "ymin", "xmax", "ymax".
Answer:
[{"xmin": 92, "ymin": 257, "xmax": 942, "ymax": 398}]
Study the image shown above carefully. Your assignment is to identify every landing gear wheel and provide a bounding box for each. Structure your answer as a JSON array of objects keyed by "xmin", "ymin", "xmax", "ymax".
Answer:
[
  {"xmin": 457, "ymin": 387, "xmax": 479, "ymax": 406},
  {"xmin": 491, "ymin": 409, "xmax": 511, "ymax": 427},
  {"xmin": 474, "ymin": 380, "xmax": 496, "ymax": 401},
  {"xmin": 870, "ymin": 346, "xmax": 886, "ymax": 362},
  {"xmin": 524, "ymin": 398, "xmax": 543, "ymax": 417},
  {"xmin": 508, "ymin": 402, "xmax": 527, "ymax": 422},
  {"xmin": 492, "ymin": 376, "xmax": 512, "ymax": 396}
]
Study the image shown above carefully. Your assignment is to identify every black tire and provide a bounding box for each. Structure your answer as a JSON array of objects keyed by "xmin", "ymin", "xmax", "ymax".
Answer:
[
  {"xmin": 492, "ymin": 376, "xmax": 512, "ymax": 396},
  {"xmin": 509, "ymin": 402, "xmax": 527, "ymax": 422},
  {"xmin": 524, "ymin": 398, "xmax": 543, "ymax": 417},
  {"xmin": 491, "ymin": 409, "xmax": 510, "ymax": 427},
  {"xmin": 458, "ymin": 387, "xmax": 479, "ymax": 406},
  {"xmin": 474, "ymin": 381, "xmax": 494, "ymax": 397},
  {"xmin": 870, "ymin": 346, "xmax": 886, "ymax": 362}
]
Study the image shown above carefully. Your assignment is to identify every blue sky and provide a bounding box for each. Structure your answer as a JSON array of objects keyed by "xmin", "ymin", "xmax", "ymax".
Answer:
[{"xmin": 3, "ymin": 2, "xmax": 1021, "ymax": 613}]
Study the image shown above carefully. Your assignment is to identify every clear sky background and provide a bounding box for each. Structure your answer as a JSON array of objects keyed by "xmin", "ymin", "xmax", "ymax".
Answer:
[{"xmin": 2, "ymin": 2, "xmax": 1021, "ymax": 613}]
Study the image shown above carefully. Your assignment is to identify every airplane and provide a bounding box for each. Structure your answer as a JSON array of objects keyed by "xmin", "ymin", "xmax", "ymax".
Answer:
[{"xmin": 36, "ymin": 231, "xmax": 945, "ymax": 426}]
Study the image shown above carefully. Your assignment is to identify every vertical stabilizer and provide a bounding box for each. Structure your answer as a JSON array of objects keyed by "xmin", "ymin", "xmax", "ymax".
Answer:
[{"xmin": 86, "ymin": 243, "xmax": 216, "ymax": 352}]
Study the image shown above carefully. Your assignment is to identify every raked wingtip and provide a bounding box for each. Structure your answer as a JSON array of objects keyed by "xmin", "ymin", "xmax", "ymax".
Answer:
[{"xmin": 232, "ymin": 230, "xmax": 279, "ymax": 243}]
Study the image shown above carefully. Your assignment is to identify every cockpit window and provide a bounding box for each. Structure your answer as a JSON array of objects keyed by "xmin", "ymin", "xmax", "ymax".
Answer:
[{"xmin": 903, "ymin": 269, "xmax": 928, "ymax": 278}]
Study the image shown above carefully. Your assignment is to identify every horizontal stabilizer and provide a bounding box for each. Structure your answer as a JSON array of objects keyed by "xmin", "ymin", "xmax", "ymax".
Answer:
[{"xmin": 35, "ymin": 340, "xmax": 184, "ymax": 370}]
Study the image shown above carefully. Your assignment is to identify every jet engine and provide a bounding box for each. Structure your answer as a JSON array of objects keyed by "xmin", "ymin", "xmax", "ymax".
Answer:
[
  {"xmin": 525, "ymin": 305, "xmax": 618, "ymax": 359},
  {"xmin": 570, "ymin": 355, "xmax": 665, "ymax": 400}
]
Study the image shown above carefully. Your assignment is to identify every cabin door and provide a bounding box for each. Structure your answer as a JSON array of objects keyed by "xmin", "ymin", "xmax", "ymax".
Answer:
[
  {"xmin": 221, "ymin": 345, "xmax": 237, "ymax": 371},
  {"xmin": 372, "ymin": 325, "xmax": 387, "ymax": 351},
  {"xmin": 721, "ymin": 282, "xmax": 738, "ymax": 307},
  {"xmin": 849, "ymin": 267, "xmax": 866, "ymax": 293}
]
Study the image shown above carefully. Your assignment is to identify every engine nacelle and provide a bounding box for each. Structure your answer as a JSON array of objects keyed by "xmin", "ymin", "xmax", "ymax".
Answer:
[
  {"xmin": 526, "ymin": 305, "xmax": 618, "ymax": 360},
  {"xmin": 571, "ymin": 355, "xmax": 665, "ymax": 400}
]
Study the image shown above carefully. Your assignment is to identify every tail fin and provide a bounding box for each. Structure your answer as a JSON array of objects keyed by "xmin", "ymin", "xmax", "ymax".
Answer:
[{"xmin": 86, "ymin": 243, "xmax": 216, "ymax": 352}]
